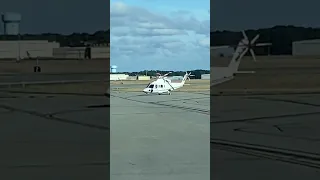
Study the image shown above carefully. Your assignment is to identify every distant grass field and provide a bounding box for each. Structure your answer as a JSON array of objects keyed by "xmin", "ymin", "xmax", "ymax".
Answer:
[
  {"xmin": 212, "ymin": 55, "xmax": 320, "ymax": 93},
  {"xmin": 0, "ymin": 59, "xmax": 109, "ymax": 74},
  {"xmin": 1, "ymin": 82, "xmax": 108, "ymax": 94},
  {"xmin": 111, "ymin": 79, "xmax": 210, "ymax": 92},
  {"xmin": 212, "ymin": 55, "xmax": 320, "ymax": 69},
  {"xmin": 2, "ymin": 55, "xmax": 320, "ymax": 94},
  {"xmin": 215, "ymin": 73, "xmax": 320, "ymax": 87},
  {"xmin": 110, "ymin": 79, "xmax": 209, "ymax": 85}
]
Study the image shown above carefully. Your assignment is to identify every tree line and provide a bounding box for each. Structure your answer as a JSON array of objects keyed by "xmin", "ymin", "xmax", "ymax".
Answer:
[
  {"xmin": 211, "ymin": 25, "xmax": 320, "ymax": 55},
  {"xmin": 1, "ymin": 26, "xmax": 319, "ymax": 54},
  {"xmin": 0, "ymin": 30, "xmax": 110, "ymax": 47},
  {"xmin": 1, "ymin": 25, "xmax": 315, "ymax": 74}
]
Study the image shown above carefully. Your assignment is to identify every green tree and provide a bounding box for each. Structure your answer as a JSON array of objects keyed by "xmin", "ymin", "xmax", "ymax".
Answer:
[{"xmin": 211, "ymin": 26, "xmax": 320, "ymax": 55}]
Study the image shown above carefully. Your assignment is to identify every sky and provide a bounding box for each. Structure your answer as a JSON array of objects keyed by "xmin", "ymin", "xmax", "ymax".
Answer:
[
  {"xmin": 0, "ymin": 0, "xmax": 109, "ymax": 34},
  {"xmin": 110, "ymin": 0, "xmax": 210, "ymax": 72},
  {"xmin": 1, "ymin": 0, "xmax": 320, "ymax": 71},
  {"xmin": 211, "ymin": 0, "xmax": 320, "ymax": 31},
  {"xmin": 1, "ymin": 0, "xmax": 319, "ymax": 33}
]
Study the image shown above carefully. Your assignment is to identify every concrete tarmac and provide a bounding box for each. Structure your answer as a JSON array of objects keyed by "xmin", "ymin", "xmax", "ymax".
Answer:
[
  {"xmin": 0, "ymin": 92, "xmax": 109, "ymax": 179},
  {"xmin": 111, "ymin": 83, "xmax": 143, "ymax": 89},
  {"xmin": 110, "ymin": 91, "xmax": 210, "ymax": 180},
  {"xmin": 211, "ymin": 94, "xmax": 320, "ymax": 179},
  {"xmin": 0, "ymin": 73, "xmax": 108, "ymax": 84}
]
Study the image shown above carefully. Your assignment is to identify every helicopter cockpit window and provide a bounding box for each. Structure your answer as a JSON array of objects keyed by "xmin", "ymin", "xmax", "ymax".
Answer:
[{"xmin": 149, "ymin": 84, "xmax": 154, "ymax": 88}]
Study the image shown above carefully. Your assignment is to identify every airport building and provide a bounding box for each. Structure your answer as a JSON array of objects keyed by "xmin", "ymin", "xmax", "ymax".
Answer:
[
  {"xmin": 53, "ymin": 46, "xmax": 109, "ymax": 59},
  {"xmin": 201, "ymin": 74, "xmax": 210, "ymax": 80},
  {"xmin": 292, "ymin": 39, "xmax": 320, "ymax": 56},
  {"xmin": 0, "ymin": 41, "xmax": 109, "ymax": 59},
  {"xmin": 137, "ymin": 76, "xmax": 150, "ymax": 80},
  {"xmin": 0, "ymin": 40, "xmax": 60, "ymax": 59},
  {"xmin": 110, "ymin": 74, "xmax": 129, "ymax": 81},
  {"xmin": 0, "ymin": 12, "xmax": 110, "ymax": 59},
  {"xmin": 168, "ymin": 76, "xmax": 183, "ymax": 80}
]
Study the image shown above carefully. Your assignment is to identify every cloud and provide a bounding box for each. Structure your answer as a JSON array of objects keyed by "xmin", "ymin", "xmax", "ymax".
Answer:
[
  {"xmin": 198, "ymin": 36, "xmax": 210, "ymax": 47},
  {"xmin": 110, "ymin": 1, "xmax": 210, "ymax": 71}
]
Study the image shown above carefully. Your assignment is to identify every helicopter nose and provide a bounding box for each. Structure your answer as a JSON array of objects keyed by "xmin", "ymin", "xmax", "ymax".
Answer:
[{"xmin": 143, "ymin": 88, "xmax": 148, "ymax": 93}]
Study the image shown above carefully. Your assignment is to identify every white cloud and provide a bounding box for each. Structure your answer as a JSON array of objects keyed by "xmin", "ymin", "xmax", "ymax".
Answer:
[
  {"xmin": 110, "ymin": 1, "xmax": 210, "ymax": 71},
  {"xmin": 198, "ymin": 37, "xmax": 210, "ymax": 47}
]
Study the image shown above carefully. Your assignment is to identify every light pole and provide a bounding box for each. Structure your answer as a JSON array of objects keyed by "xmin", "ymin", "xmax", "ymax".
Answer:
[{"xmin": 17, "ymin": 33, "xmax": 21, "ymax": 62}]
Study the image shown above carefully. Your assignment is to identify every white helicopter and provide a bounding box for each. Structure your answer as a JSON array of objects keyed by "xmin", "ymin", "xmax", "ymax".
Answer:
[
  {"xmin": 143, "ymin": 72, "xmax": 192, "ymax": 95},
  {"xmin": 211, "ymin": 30, "xmax": 271, "ymax": 86}
]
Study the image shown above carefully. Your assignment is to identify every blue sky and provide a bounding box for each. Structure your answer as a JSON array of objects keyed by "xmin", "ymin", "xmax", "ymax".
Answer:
[
  {"xmin": 110, "ymin": 0, "xmax": 210, "ymax": 72},
  {"xmin": 211, "ymin": 0, "xmax": 320, "ymax": 31}
]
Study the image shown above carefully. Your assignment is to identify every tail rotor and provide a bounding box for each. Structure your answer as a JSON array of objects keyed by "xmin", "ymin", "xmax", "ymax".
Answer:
[
  {"xmin": 240, "ymin": 31, "xmax": 272, "ymax": 62},
  {"xmin": 184, "ymin": 72, "xmax": 194, "ymax": 81}
]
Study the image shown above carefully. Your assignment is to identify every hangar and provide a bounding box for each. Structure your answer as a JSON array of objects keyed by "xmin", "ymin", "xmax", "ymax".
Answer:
[{"xmin": 292, "ymin": 39, "xmax": 320, "ymax": 56}]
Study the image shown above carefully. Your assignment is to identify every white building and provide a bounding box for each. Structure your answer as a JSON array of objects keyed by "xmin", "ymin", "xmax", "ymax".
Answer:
[
  {"xmin": 53, "ymin": 46, "xmax": 109, "ymax": 59},
  {"xmin": 0, "ymin": 40, "xmax": 59, "ymax": 59},
  {"xmin": 168, "ymin": 76, "xmax": 183, "ymax": 80},
  {"xmin": 110, "ymin": 74, "xmax": 129, "ymax": 81},
  {"xmin": 137, "ymin": 76, "xmax": 150, "ymax": 80},
  {"xmin": 0, "ymin": 40, "xmax": 110, "ymax": 59},
  {"xmin": 292, "ymin": 39, "xmax": 320, "ymax": 56},
  {"xmin": 201, "ymin": 74, "xmax": 210, "ymax": 80}
]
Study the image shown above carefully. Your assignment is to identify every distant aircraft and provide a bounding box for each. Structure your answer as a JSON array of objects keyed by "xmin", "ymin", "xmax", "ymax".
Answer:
[
  {"xmin": 143, "ymin": 72, "xmax": 192, "ymax": 95},
  {"xmin": 211, "ymin": 31, "xmax": 271, "ymax": 86}
]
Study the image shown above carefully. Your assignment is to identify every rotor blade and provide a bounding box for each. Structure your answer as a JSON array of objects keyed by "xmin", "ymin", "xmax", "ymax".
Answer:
[
  {"xmin": 163, "ymin": 72, "xmax": 172, "ymax": 77},
  {"xmin": 242, "ymin": 30, "xmax": 248, "ymax": 40},
  {"xmin": 255, "ymin": 43, "xmax": 272, "ymax": 46},
  {"xmin": 239, "ymin": 48, "xmax": 249, "ymax": 59},
  {"xmin": 251, "ymin": 34, "xmax": 260, "ymax": 44},
  {"xmin": 250, "ymin": 49, "xmax": 256, "ymax": 61},
  {"xmin": 239, "ymin": 37, "xmax": 249, "ymax": 46},
  {"xmin": 211, "ymin": 45, "xmax": 230, "ymax": 49}
]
